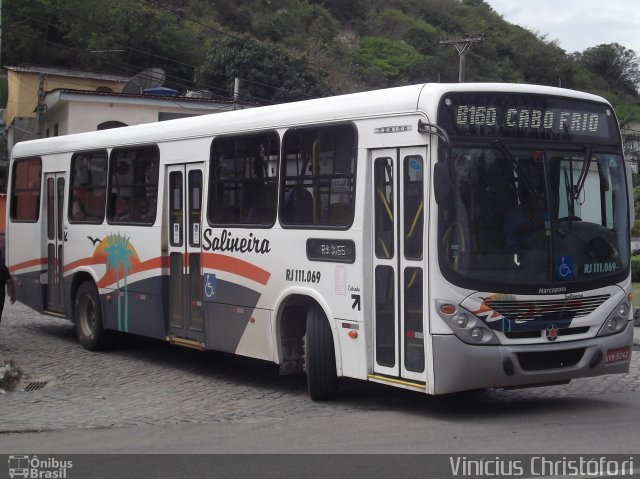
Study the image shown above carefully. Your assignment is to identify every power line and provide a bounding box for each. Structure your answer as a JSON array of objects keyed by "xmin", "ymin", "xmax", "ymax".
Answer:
[
  {"xmin": 143, "ymin": 0, "xmax": 360, "ymax": 81},
  {"xmin": 439, "ymin": 33, "xmax": 486, "ymax": 82},
  {"xmin": 1, "ymin": 22, "xmax": 278, "ymax": 105},
  {"xmin": 5, "ymin": 1, "xmax": 328, "ymax": 103}
]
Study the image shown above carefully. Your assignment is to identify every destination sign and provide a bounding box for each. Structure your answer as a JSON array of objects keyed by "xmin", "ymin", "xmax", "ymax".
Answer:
[{"xmin": 437, "ymin": 93, "xmax": 619, "ymax": 143}]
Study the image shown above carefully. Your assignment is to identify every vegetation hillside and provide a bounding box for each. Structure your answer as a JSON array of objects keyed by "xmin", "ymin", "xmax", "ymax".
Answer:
[
  {"xmin": 4, "ymin": 0, "xmax": 640, "ymax": 106},
  {"xmin": 5, "ymin": 0, "xmax": 640, "ymax": 231}
]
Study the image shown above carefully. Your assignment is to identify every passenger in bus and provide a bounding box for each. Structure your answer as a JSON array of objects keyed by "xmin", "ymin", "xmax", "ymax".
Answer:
[
  {"xmin": 71, "ymin": 199, "xmax": 86, "ymax": 221},
  {"xmin": 0, "ymin": 262, "xmax": 16, "ymax": 325},
  {"xmin": 117, "ymin": 197, "xmax": 149, "ymax": 223},
  {"xmin": 503, "ymin": 189, "xmax": 547, "ymax": 253}
]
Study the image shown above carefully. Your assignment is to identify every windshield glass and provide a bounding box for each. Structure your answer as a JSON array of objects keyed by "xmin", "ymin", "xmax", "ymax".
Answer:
[{"xmin": 438, "ymin": 145, "xmax": 629, "ymax": 293}]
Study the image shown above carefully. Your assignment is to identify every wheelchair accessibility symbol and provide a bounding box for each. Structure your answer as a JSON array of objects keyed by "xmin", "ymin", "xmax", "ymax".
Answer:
[
  {"xmin": 204, "ymin": 273, "xmax": 217, "ymax": 299},
  {"xmin": 556, "ymin": 256, "xmax": 575, "ymax": 280}
]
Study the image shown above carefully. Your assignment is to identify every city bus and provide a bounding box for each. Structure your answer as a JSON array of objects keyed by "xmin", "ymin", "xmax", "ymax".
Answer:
[{"xmin": 6, "ymin": 83, "xmax": 634, "ymax": 400}]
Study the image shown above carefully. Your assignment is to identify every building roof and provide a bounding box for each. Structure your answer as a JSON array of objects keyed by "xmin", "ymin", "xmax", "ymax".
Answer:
[
  {"xmin": 44, "ymin": 88, "xmax": 250, "ymax": 110},
  {"xmin": 5, "ymin": 65, "xmax": 129, "ymax": 83}
]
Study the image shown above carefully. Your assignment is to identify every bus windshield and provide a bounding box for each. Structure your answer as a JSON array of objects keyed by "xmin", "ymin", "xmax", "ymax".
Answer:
[{"xmin": 438, "ymin": 144, "xmax": 629, "ymax": 293}]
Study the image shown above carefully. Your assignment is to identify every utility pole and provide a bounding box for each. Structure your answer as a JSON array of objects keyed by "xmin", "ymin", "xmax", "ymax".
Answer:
[
  {"xmin": 233, "ymin": 77, "xmax": 240, "ymax": 110},
  {"xmin": 439, "ymin": 33, "xmax": 486, "ymax": 82},
  {"xmin": 36, "ymin": 74, "xmax": 46, "ymax": 138}
]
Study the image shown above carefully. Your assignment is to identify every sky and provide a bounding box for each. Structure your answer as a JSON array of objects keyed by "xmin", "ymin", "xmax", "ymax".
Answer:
[{"xmin": 484, "ymin": 0, "xmax": 640, "ymax": 55}]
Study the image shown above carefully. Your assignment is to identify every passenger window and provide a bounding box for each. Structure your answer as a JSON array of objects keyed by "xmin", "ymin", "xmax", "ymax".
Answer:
[
  {"xmin": 10, "ymin": 157, "xmax": 42, "ymax": 222},
  {"xmin": 69, "ymin": 150, "xmax": 107, "ymax": 223},
  {"xmin": 107, "ymin": 146, "xmax": 159, "ymax": 225},
  {"xmin": 280, "ymin": 124, "xmax": 356, "ymax": 228},
  {"xmin": 208, "ymin": 132, "xmax": 278, "ymax": 226}
]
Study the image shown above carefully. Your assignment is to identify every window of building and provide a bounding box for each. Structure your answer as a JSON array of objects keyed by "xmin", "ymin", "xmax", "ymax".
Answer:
[
  {"xmin": 208, "ymin": 132, "xmax": 279, "ymax": 226},
  {"xmin": 10, "ymin": 157, "xmax": 42, "ymax": 222},
  {"xmin": 280, "ymin": 124, "xmax": 356, "ymax": 228},
  {"xmin": 97, "ymin": 121, "xmax": 127, "ymax": 130},
  {"xmin": 69, "ymin": 150, "xmax": 108, "ymax": 223},
  {"xmin": 107, "ymin": 145, "xmax": 159, "ymax": 225}
]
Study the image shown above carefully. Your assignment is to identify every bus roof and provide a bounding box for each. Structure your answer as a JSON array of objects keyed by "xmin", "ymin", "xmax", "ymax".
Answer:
[{"xmin": 11, "ymin": 82, "xmax": 610, "ymax": 158}]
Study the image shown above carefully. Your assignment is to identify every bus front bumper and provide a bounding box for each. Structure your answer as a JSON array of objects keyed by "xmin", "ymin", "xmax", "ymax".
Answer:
[{"xmin": 431, "ymin": 321, "xmax": 634, "ymax": 395}]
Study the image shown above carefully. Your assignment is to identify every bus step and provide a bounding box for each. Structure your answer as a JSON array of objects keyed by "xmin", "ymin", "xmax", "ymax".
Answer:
[
  {"xmin": 367, "ymin": 374, "xmax": 426, "ymax": 392},
  {"xmin": 166, "ymin": 336, "xmax": 205, "ymax": 351}
]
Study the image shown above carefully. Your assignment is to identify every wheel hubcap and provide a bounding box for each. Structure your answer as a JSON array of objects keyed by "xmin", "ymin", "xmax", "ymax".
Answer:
[{"xmin": 79, "ymin": 296, "xmax": 95, "ymax": 337}]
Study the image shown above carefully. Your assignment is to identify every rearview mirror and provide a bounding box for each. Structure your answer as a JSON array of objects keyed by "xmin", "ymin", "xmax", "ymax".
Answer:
[{"xmin": 434, "ymin": 162, "xmax": 452, "ymax": 205}]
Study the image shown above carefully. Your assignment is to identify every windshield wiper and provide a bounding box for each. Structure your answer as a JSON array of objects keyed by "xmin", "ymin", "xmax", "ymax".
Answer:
[
  {"xmin": 491, "ymin": 140, "xmax": 536, "ymax": 197},
  {"xmin": 573, "ymin": 145, "xmax": 592, "ymax": 200},
  {"xmin": 563, "ymin": 165, "xmax": 575, "ymax": 217}
]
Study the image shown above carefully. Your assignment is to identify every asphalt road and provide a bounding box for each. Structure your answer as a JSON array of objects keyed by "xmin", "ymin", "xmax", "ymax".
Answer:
[{"xmin": 1, "ymin": 302, "xmax": 640, "ymax": 478}]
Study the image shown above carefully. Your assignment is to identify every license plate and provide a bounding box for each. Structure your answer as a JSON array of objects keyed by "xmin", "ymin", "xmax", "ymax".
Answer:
[{"xmin": 605, "ymin": 346, "xmax": 631, "ymax": 365}]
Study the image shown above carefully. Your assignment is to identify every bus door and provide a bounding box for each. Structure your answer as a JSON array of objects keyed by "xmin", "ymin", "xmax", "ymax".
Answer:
[
  {"xmin": 371, "ymin": 147, "xmax": 427, "ymax": 383},
  {"xmin": 166, "ymin": 163, "xmax": 205, "ymax": 344},
  {"xmin": 45, "ymin": 172, "xmax": 66, "ymax": 314}
]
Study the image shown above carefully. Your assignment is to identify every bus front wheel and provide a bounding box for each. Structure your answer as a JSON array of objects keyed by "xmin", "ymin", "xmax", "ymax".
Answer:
[
  {"xmin": 304, "ymin": 304, "xmax": 337, "ymax": 400},
  {"xmin": 75, "ymin": 282, "xmax": 110, "ymax": 351}
]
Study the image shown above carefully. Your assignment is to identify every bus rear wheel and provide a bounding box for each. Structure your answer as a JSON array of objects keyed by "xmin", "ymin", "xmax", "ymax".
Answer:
[
  {"xmin": 304, "ymin": 304, "xmax": 337, "ymax": 400},
  {"xmin": 75, "ymin": 282, "xmax": 110, "ymax": 351}
]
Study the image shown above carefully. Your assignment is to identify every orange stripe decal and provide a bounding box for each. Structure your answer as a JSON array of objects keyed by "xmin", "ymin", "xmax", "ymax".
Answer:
[
  {"xmin": 12, "ymin": 250, "xmax": 267, "ymax": 289},
  {"xmin": 97, "ymin": 256, "xmax": 169, "ymax": 289},
  {"xmin": 64, "ymin": 252, "xmax": 108, "ymax": 273},
  {"xmin": 9, "ymin": 258, "xmax": 47, "ymax": 274},
  {"xmin": 201, "ymin": 252, "xmax": 270, "ymax": 285}
]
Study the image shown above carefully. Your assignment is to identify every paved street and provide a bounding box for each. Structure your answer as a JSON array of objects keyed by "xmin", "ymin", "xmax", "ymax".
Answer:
[{"xmin": 1, "ymin": 301, "xmax": 640, "ymax": 441}]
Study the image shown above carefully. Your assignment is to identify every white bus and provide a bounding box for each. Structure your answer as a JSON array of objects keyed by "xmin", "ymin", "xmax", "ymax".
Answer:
[{"xmin": 7, "ymin": 83, "xmax": 634, "ymax": 400}]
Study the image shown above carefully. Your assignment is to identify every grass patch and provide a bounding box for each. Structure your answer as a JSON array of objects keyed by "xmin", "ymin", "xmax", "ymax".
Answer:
[{"xmin": 633, "ymin": 283, "xmax": 640, "ymax": 304}]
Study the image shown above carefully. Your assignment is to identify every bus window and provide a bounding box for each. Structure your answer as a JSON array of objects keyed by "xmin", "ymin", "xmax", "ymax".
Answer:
[
  {"xmin": 69, "ymin": 150, "xmax": 107, "ymax": 223},
  {"xmin": 10, "ymin": 157, "xmax": 42, "ymax": 222},
  {"xmin": 280, "ymin": 124, "xmax": 356, "ymax": 228},
  {"xmin": 374, "ymin": 157, "xmax": 394, "ymax": 259},
  {"xmin": 209, "ymin": 132, "xmax": 278, "ymax": 227},
  {"xmin": 107, "ymin": 146, "xmax": 159, "ymax": 225},
  {"xmin": 403, "ymin": 155, "xmax": 424, "ymax": 260}
]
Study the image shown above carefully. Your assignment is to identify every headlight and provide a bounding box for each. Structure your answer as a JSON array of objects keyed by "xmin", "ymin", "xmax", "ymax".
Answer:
[
  {"xmin": 470, "ymin": 328, "xmax": 484, "ymax": 342},
  {"xmin": 617, "ymin": 302, "xmax": 630, "ymax": 317},
  {"xmin": 454, "ymin": 314, "xmax": 469, "ymax": 328},
  {"xmin": 597, "ymin": 301, "xmax": 630, "ymax": 337},
  {"xmin": 435, "ymin": 300, "xmax": 499, "ymax": 345}
]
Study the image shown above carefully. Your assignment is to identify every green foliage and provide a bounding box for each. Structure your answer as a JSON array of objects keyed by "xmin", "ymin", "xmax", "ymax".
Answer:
[
  {"xmin": 4, "ymin": 0, "xmax": 640, "ymax": 105},
  {"xmin": 631, "ymin": 255, "xmax": 640, "ymax": 282},
  {"xmin": 576, "ymin": 44, "xmax": 640, "ymax": 97},
  {"xmin": 197, "ymin": 35, "xmax": 331, "ymax": 103},
  {"xmin": 617, "ymin": 104, "xmax": 640, "ymax": 128},
  {"xmin": 251, "ymin": 2, "xmax": 339, "ymax": 45},
  {"xmin": 352, "ymin": 37, "xmax": 424, "ymax": 85},
  {"xmin": 3, "ymin": 0, "xmax": 208, "ymax": 85},
  {"xmin": 632, "ymin": 170, "xmax": 640, "ymax": 243}
]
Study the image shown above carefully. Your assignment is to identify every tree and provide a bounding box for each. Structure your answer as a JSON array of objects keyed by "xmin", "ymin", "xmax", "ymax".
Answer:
[
  {"xmin": 352, "ymin": 36, "xmax": 424, "ymax": 86},
  {"xmin": 576, "ymin": 43, "xmax": 640, "ymax": 96},
  {"xmin": 197, "ymin": 35, "xmax": 331, "ymax": 104},
  {"xmin": 617, "ymin": 104, "xmax": 640, "ymax": 165},
  {"xmin": 2, "ymin": 0, "xmax": 208, "ymax": 89}
]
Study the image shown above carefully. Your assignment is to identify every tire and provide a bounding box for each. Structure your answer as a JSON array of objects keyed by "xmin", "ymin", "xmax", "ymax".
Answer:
[
  {"xmin": 75, "ymin": 282, "xmax": 110, "ymax": 351},
  {"xmin": 305, "ymin": 304, "xmax": 337, "ymax": 400}
]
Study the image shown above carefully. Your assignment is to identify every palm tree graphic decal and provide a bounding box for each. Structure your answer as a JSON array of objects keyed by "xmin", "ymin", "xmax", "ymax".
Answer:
[{"xmin": 104, "ymin": 233, "xmax": 134, "ymax": 332}]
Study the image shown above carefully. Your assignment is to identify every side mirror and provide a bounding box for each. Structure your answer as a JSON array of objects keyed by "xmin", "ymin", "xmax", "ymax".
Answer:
[{"xmin": 434, "ymin": 162, "xmax": 452, "ymax": 205}]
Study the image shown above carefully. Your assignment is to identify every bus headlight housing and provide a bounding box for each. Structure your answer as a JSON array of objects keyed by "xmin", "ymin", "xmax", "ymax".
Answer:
[
  {"xmin": 436, "ymin": 300, "xmax": 499, "ymax": 345},
  {"xmin": 597, "ymin": 300, "xmax": 631, "ymax": 337}
]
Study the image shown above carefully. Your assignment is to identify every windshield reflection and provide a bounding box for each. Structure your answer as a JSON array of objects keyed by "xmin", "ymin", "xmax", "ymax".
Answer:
[{"xmin": 438, "ymin": 145, "xmax": 629, "ymax": 292}]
